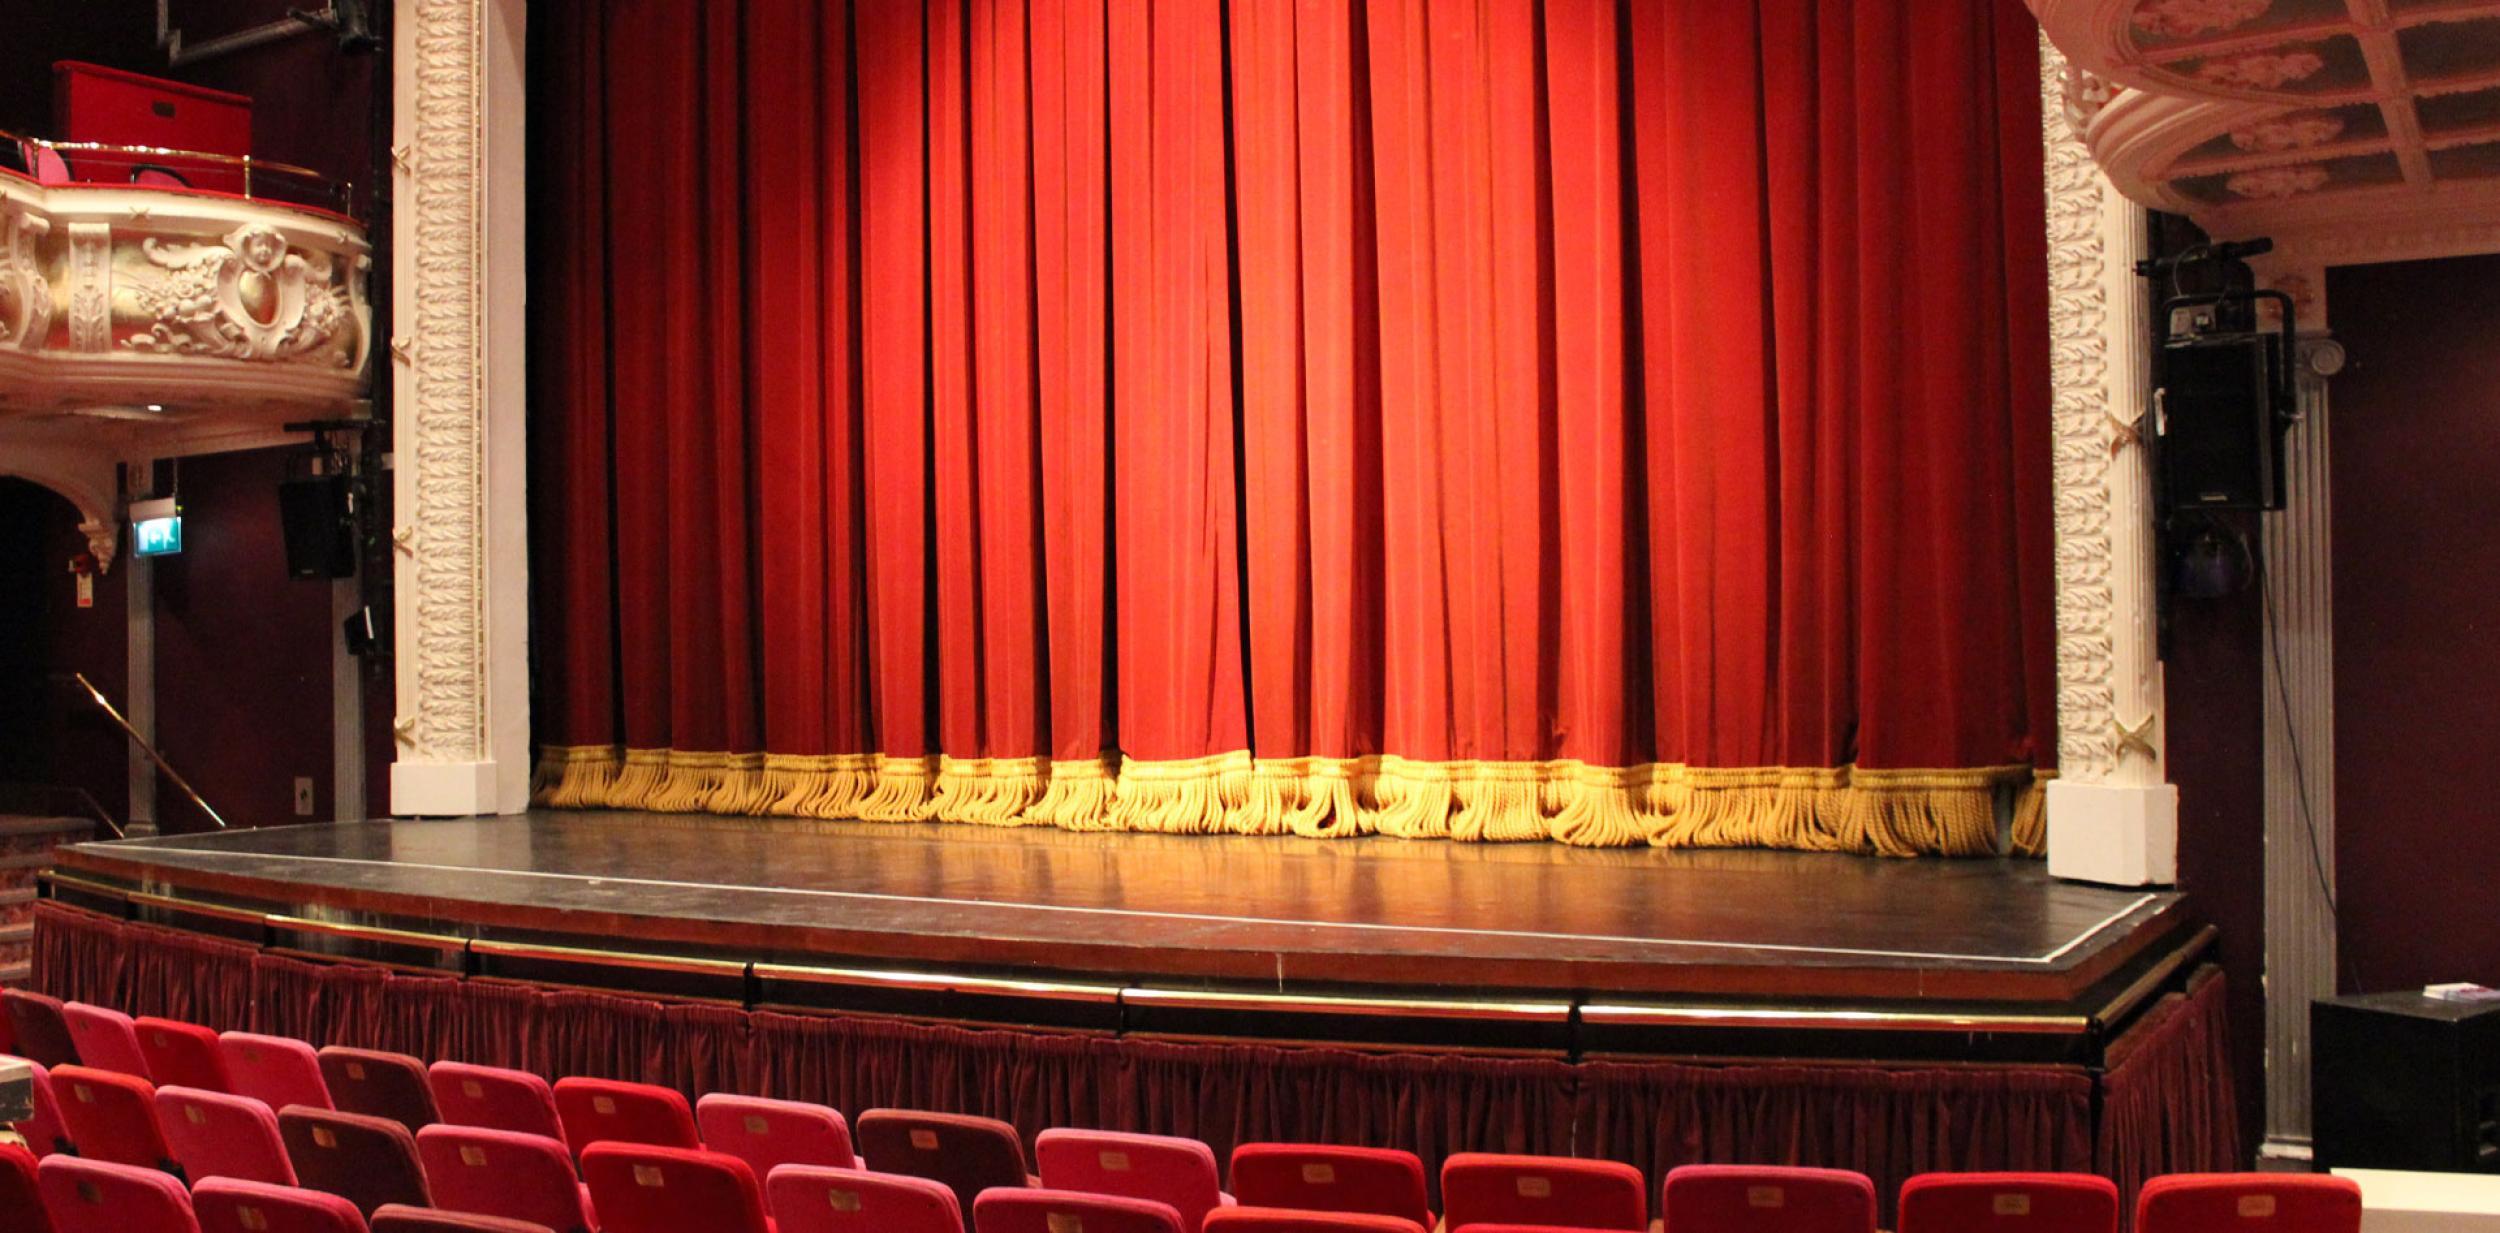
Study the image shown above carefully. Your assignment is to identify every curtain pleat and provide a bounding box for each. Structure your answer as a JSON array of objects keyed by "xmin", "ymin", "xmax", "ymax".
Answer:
[
  {"xmin": 857, "ymin": 0, "xmax": 937, "ymax": 813},
  {"xmin": 2097, "ymin": 970, "xmax": 2243, "ymax": 1218},
  {"xmin": 1031, "ymin": 0, "xmax": 1114, "ymax": 798},
  {"xmin": 528, "ymin": 0, "xmax": 2057, "ymax": 852},
  {"xmin": 40, "ymin": 917, "xmax": 2233, "ymax": 1222}
]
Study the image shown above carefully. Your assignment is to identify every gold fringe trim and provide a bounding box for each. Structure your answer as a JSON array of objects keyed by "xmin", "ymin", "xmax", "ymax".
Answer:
[
  {"xmin": 535, "ymin": 744, "xmax": 624, "ymax": 809},
  {"xmin": 759, "ymin": 752, "xmax": 878, "ymax": 818},
  {"xmin": 2010, "ymin": 767, "xmax": 2053, "ymax": 858},
  {"xmin": 854, "ymin": 754, "xmax": 939, "ymax": 822},
  {"xmin": 531, "ymin": 747, "xmax": 2039, "ymax": 856}
]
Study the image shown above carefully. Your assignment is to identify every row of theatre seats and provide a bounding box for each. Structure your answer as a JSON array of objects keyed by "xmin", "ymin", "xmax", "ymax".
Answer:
[{"xmin": 4, "ymin": 989, "xmax": 2362, "ymax": 1233}]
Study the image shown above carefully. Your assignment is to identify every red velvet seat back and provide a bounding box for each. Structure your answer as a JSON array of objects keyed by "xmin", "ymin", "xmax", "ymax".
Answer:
[
  {"xmin": 2136, "ymin": 1174, "xmax": 2363, "ymax": 1233},
  {"xmin": 36, "ymin": 1154, "xmax": 201, "ymax": 1233},
  {"xmin": 977, "ymin": 1189, "xmax": 1184, "ymax": 1233},
  {"xmin": 319, "ymin": 1047, "xmax": 433, "ymax": 1132},
  {"xmin": 855, "ymin": 1108, "xmax": 1032, "ymax": 1218},
  {"xmin": 279, "ymin": 1107, "xmax": 431, "ymax": 1220},
  {"xmin": 416, "ymin": 1125, "xmax": 594, "ymax": 1233},
  {"xmin": 49, "ymin": 1064, "xmax": 172, "ymax": 1172},
  {"xmin": 580, "ymin": 1142, "xmax": 770, "ymax": 1233},
  {"xmin": 1037, "ymin": 1129, "xmax": 1229, "ymax": 1233},
  {"xmin": 1229, "ymin": 1144, "xmax": 1432, "ymax": 1231},
  {"xmin": 766, "ymin": 1165, "xmax": 962, "ymax": 1233},
  {"xmin": 1440, "ymin": 1154, "xmax": 1646, "ymax": 1233},
  {"xmin": 193, "ymin": 1177, "xmax": 370, "ymax": 1233},
  {"xmin": 136, "ymin": 1019, "xmax": 230, "ymax": 1094},
  {"xmin": 698, "ymin": 1092, "xmax": 855, "ymax": 1180},
  {"xmin": 370, "ymin": 1204, "xmax": 556, "ymax": 1233},
  {"xmin": 1204, "ymin": 1206, "xmax": 1426, "ymax": 1233},
  {"xmin": 428, "ymin": 1063, "xmax": 565, "ymax": 1147},
  {"xmin": 1898, "ymin": 1172, "xmax": 2119, "ymax": 1233},
  {"xmin": 157, "ymin": 1085, "xmax": 297, "ymax": 1186},
  {"xmin": 552, "ymin": 1076, "xmax": 698, "ymax": 1152},
  {"xmin": 60, "ymin": 1004, "xmax": 149, "ymax": 1080},
  {"xmin": 1661, "ymin": 1165, "xmax": 1875, "ymax": 1233},
  {"xmin": 3, "ymin": 991, "xmax": 80, "ymax": 1069},
  {"xmin": 222, "ymin": 1033, "xmax": 333, "ymax": 1113},
  {"xmin": 0, "ymin": 1143, "xmax": 55, "ymax": 1233}
]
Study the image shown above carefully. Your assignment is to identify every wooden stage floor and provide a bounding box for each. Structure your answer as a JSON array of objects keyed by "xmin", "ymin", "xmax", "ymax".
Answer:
[{"xmin": 48, "ymin": 811, "xmax": 2184, "ymax": 1013}]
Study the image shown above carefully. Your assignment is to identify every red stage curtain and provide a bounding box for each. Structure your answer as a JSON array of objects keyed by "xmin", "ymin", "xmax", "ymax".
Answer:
[{"xmin": 530, "ymin": 0, "xmax": 2056, "ymax": 853}]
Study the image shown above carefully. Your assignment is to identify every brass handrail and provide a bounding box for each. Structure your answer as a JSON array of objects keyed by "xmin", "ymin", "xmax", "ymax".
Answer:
[
  {"xmin": 61, "ymin": 671, "xmax": 226, "ymax": 831},
  {"xmin": 0, "ymin": 126, "xmax": 354, "ymax": 218}
]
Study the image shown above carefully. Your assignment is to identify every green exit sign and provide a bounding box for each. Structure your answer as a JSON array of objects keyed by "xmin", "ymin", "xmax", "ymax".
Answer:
[
  {"xmin": 131, "ymin": 496, "xmax": 182, "ymax": 557},
  {"xmin": 134, "ymin": 515, "xmax": 182, "ymax": 556}
]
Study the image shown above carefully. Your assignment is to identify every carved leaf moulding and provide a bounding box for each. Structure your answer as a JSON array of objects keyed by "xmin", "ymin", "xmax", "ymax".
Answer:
[
  {"xmin": 406, "ymin": 2, "xmax": 490, "ymax": 764},
  {"xmin": 2043, "ymin": 32, "xmax": 2123, "ymax": 785}
]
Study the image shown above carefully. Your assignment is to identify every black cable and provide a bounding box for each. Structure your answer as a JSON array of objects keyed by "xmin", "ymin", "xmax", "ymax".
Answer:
[{"xmin": 2256, "ymin": 546, "xmax": 2356, "ymax": 992}]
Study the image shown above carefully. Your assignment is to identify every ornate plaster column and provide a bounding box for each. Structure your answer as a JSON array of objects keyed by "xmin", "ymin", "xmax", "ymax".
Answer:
[
  {"xmin": 389, "ymin": 0, "xmax": 532, "ymax": 816},
  {"xmin": 2039, "ymin": 37, "xmax": 2178, "ymax": 886}
]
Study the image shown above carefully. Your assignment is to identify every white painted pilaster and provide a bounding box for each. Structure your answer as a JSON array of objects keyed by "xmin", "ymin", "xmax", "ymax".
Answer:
[
  {"xmin": 388, "ymin": 0, "xmax": 532, "ymax": 817},
  {"xmin": 2040, "ymin": 38, "xmax": 2178, "ymax": 886}
]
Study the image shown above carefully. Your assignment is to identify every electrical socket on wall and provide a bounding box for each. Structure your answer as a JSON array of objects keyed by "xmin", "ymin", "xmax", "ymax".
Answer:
[{"xmin": 293, "ymin": 777, "xmax": 316, "ymax": 817}]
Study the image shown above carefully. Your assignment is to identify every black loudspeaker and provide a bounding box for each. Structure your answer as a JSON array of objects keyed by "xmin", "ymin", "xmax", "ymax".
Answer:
[
  {"xmin": 2157, "ymin": 335, "xmax": 2284, "ymax": 511},
  {"xmin": 279, "ymin": 473, "xmax": 356, "ymax": 580},
  {"xmin": 2313, "ymin": 992, "xmax": 2500, "ymax": 1173}
]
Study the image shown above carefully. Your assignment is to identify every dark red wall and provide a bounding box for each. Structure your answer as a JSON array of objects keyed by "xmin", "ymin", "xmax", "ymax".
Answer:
[
  {"xmin": 2165, "ymin": 545, "xmax": 2269, "ymax": 1153},
  {"xmin": 150, "ymin": 450, "xmax": 343, "ymax": 829},
  {"xmin": 0, "ymin": 480, "xmax": 131, "ymax": 824},
  {"xmin": 2327, "ymin": 254, "xmax": 2500, "ymax": 992}
]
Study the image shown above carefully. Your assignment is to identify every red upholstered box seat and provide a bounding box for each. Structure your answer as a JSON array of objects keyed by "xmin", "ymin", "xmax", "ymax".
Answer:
[{"xmin": 52, "ymin": 61, "xmax": 251, "ymax": 192}]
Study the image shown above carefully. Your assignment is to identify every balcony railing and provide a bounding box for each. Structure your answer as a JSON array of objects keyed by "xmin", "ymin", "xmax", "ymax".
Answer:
[{"xmin": 2, "ymin": 127, "xmax": 355, "ymax": 221}]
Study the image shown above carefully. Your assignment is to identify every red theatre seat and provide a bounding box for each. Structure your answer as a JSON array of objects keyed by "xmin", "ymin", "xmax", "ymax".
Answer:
[
  {"xmin": 156, "ymin": 1085, "xmax": 298, "ymax": 1186},
  {"xmin": 8, "ymin": 1055, "xmax": 72, "ymax": 1157},
  {"xmin": 766, "ymin": 1165, "xmax": 962, "ymax": 1233},
  {"xmin": 552, "ymin": 1076, "xmax": 699, "ymax": 1151},
  {"xmin": 1662, "ymin": 1166, "xmax": 1875, "ymax": 1233},
  {"xmin": 36, "ymin": 1155, "xmax": 200, "ymax": 1233},
  {"xmin": 429, "ymin": 1062, "xmax": 566, "ymax": 1147},
  {"xmin": 372, "ymin": 1206, "xmax": 556, "ymax": 1233},
  {"xmin": 224, "ymin": 1033, "xmax": 334, "ymax": 1113},
  {"xmin": 697, "ymin": 1092, "xmax": 855, "ymax": 1179},
  {"xmin": 855, "ymin": 1109, "xmax": 1034, "ymax": 1217},
  {"xmin": 579, "ymin": 1142, "xmax": 770, "ymax": 1233},
  {"xmin": 1441, "ymin": 1154, "xmax": 1646, "ymax": 1233},
  {"xmin": 1228, "ymin": 1144, "xmax": 1433, "ymax": 1231},
  {"xmin": 192, "ymin": 1177, "xmax": 370, "ymax": 1233},
  {"xmin": 1898, "ymin": 1172, "xmax": 2120, "ymax": 1233},
  {"xmin": 416, "ymin": 1125, "xmax": 595, "ymax": 1233},
  {"xmin": 280, "ymin": 1107, "xmax": 431, "ymax": 1220},
  {"xmin": 49, "ymin": 1064, "xmax": 176, "ymax": 1174},
  {"xmin": 3, "ymin": 990, "xmax": 80, "ymax": 1068},
  {"xmin": 0, "ymin": 1143, "xmax": 54, "ymax": 1233},
  {"xmin": 2135, "ymin": 1175, "xmax": 2363, "ymax": 1233},
  {"xmin": 977, "ymin": 1189, "xmax": 1185, "ymax": 1233},
  {"xmin": 1036, "ymin": 1129, "xmax": 1232, "ymax": 1233},
  {"xmin": 60, "ymin": 1004, "xmax": 150, "ymax": 1080},
  {"xmin": 137, "ymin": 1019, "xmax": 233, "ymax": 1094},
  {"xmin": 319, "ymin": 1047, "xmax": 434, "ymax": 1131},
  {"xmin": 1204, "ymin": 1208, "xmax": 1426, "ymax": 1233}
]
